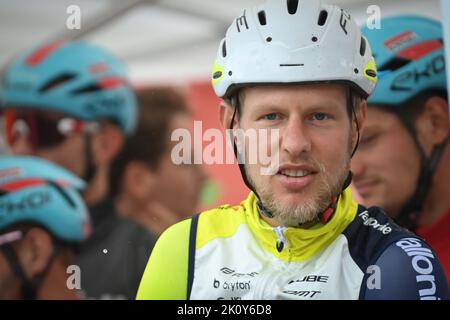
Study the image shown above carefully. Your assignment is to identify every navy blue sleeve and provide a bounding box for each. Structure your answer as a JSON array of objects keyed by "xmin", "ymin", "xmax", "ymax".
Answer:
[{"xmin": 362, "ymin": 237, "xmax": 449, "ymax": 300}]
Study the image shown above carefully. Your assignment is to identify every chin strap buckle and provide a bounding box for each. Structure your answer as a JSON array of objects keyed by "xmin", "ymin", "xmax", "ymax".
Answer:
[{"xmin": 321, "ymin": 196, "xmax": 338, "ymax": 224}]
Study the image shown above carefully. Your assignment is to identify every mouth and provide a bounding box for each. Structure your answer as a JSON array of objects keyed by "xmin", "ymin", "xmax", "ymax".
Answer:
[
  {"xmin": 275, "ymin": 165, "xmax": 318, "ymax": 191},
  {"xmin": 278, "ymin": 169, "xmax": 311, "ymax": 178},
  {"xmin": 354, "ymin": 179, "xmax": 379, "ymax": 197}
]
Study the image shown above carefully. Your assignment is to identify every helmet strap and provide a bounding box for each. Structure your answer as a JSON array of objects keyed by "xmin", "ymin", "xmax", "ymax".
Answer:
[
  {"xmin": 348, "ymin": 88, "xmax": 361, "ymax": 158},
  {"xmin": 228, "ymin": 98, "xmax": 266, "ymax": 214},
  {"xmin": 395, "ymin": 115, "xmax": 449, "ymax": 230},
  {"xmin": 83, "ymin": 133, "xmax": 97, "ymax": 184}
]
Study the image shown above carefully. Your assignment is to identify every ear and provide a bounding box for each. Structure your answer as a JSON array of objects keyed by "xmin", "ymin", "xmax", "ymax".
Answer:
[
  {"xmin": 415, "ymin": 96, "xmax": 449, "ymax": 155},
  {"xmin": 92, "ymin": 123, "xmax": 125, "ymax": 166},
  {"xmin": 15, "ymin": 228, "xmax": 53, "ymax": 279},
  {"xmin": 219, "ymin": 100, "xmax": 239, "ymax": 131},
  {"xmin": 353, "ymin": 99, "xmax": 367, "ymax": 147},
  {"xmin": 358, "ymin": 100, "xmax": 367, "ymax": 132},
  {"xmin": 121, "ymin": 161, "xmax": 156, "ymax": 200}
]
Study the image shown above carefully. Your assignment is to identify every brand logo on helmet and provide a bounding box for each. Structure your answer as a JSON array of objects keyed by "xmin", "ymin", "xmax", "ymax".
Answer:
[
  {"xmin": 391, "ymin": 54, "xmax": 445, "ymax": 91},
  {"xmin": 236, "ymin": 10, "xmax": 249, "ymax": 32},
  {"xmin": 84, "ymin": 94, "xmax": 126, "ymax": 114},
  {"xmin": 384, "ymin": 31, "xmax": 416, "ymax": 51},
  {"xmin": 0, "ymin": 190, "xmax": 51, "ymax": 217},
  {"xmin": 339, "ymin": 9, "xmax": 351, "ymax": 35}
]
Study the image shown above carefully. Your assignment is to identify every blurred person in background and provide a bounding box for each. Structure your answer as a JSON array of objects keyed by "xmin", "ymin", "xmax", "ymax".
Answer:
[
  {"xmin": 0, "ymin": 41, "xmax": 156, "ymax": 299},
  {"xmin": 111, "ymin": 87, "xmax": 206, "ymax": 235},
  {"xmin": 353, "ymin": 16, "xmax": 450, "ymax": 283},
  {"xmin": 0, "ymin": 156, "xmax": 91, "ymax": 300}
]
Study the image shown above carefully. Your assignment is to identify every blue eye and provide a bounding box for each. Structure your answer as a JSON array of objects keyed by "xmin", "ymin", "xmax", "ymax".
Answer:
[
  {"xmin": 264, "ymin": 113, "xmax": 278, "ymax": 121},
  {"xmin": 312, "ymin": 113, "xmax": 328, "ymax": 121}
]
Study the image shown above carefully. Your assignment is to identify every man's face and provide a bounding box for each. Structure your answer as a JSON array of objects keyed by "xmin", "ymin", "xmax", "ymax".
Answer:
[
  {"xmin": 149, "ymin": 113, "xmax": 206, "ymax": 218},
  {"xmin": 12, "ymin": 135, "xmax": 86, "ymax": 178},
  {"xmin": 352, "ymin": 107, "xmax": 420, "ymax": 217},
  {"xmin": 237, "ymin": 84, "xmax": 356, "ymax": 227}
]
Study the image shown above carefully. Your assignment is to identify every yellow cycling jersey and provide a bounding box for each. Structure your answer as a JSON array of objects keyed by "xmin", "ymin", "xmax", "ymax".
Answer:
[{"xmin": 136, "ymin": 188, "xmax": 449, "ymax": 300}]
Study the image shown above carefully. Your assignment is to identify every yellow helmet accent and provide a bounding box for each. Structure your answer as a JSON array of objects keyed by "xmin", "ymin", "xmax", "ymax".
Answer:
[
  {"xmin": 211, "ymin": 62, "xmax": 225, "ymax": 85},
  {"xmin": 363, "ymin": 58, "xmax": 378, "ymax": 84}
]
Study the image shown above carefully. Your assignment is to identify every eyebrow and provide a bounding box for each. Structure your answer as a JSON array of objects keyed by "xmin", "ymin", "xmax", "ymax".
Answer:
[
  {"xmin": 305, "ymin": 102, "xmax": 344, "ymax": 111},
  {"xmin": 249, "ymin": 101, "xmax": 344, "ymax": 112}
]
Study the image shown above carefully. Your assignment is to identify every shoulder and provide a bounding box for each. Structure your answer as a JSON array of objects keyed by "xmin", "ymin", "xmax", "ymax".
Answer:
[
  {"xmin": 195, "ymin": 204, "xmax": 248, "ymax": 248},
  {"xmin": 361, "ymin": 236, "xmax": 450, "ymax": 300},
  {"xmin": 342, "ymin": 205, "xmax": 413, "ymax": 271},
  {"xmin": 343, "ymin": 205, "xmax": 449, "ymax": 300},
  {"xmin": 163, "ymin": 217, "xmax": 192, "ymax": 240},
  {"xmin": 136, "ymin": 218, "xmax": 192, "ymax": 300}
]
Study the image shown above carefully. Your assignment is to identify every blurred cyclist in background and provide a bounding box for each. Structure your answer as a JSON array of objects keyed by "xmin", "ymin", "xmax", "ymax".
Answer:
[
  {"xmin": 0, "ymin": 156, "xmax": 91, "ymax": 300},
  {"xmin": 111, "ymin": 87, "xmax": 206, "ymax": 235},
  {"xmin": 353, "ymin": 16, "xmax": 450, "ymax": 283},
  {"xmin": 0, "ymin": 41, "xmax": 156, "ymax": 299}
]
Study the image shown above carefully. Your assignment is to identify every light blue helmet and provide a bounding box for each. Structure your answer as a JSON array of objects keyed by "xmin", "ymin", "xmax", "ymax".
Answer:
[
  {"xmin": 362, "ymin": 15, "xmax": 446, "ymax": 107},
  {"xmin": 0, "ymin": 156, "xmax": 91, "ymax": 243},
  {"xmin": 1, "ymin": 41, "xmax": 137, "ymax": 135},
  {"xmin": 361, "ymin": 16, "xmax": 448, "ymax": 230}
]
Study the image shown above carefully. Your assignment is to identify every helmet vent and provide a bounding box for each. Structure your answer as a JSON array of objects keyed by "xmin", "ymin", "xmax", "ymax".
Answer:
[
  {"xmin": 48, "ymin": 180, "xmax": 76, "ymax": 208},
  {"xmin": 222, "ymin": 40, "xmax": 227, "ymax": 57},
  {"xmin": 71, "ymin": 83, "xmax": 102, "ymax": 95},
  {"xmin": 280, "ymin": 63, "xmax": 304, "ymax": 67},
  {"xmin": 39, "ymin": 73, "xmax": 76, "ymax": 93},
  {"xmin": 379, "ymin": 57, "xmax": 410, "ymax": 72},
  {"xmin": 287, "ymin": 0, "xmax": 299, "ymax": 15},
  {"xmin": 318, "ymin": 10, "xmax": 328, "ymax": 26},
  {"xmin": 258, "ymin": 10, "xmax": 267, "ymax": 25},
  {"xmin": 360, "ymin": 37, "xmax": 366, "ymax": 56}
]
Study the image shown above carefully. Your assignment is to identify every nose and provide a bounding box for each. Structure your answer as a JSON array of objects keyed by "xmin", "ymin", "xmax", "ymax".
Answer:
[
  {"xmin": 281, "ymin": 116, "xmax": 311, "ymax": 158},
  {"xmin": 8, "ymin": 135, "xmax": 35, "ymax": 155},
  {"xmin": 351, "ymin": 151, "xmax": 366, "ymax": 181}
]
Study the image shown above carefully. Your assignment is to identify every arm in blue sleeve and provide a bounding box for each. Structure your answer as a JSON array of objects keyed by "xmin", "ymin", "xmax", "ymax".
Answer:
[{"xmin": 362, "ymin": 237, "xmax": 449, "ymax": 300}]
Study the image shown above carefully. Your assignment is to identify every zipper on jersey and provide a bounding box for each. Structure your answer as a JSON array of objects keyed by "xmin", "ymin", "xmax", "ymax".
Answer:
[{"xmin": 274, "ymin": 226, "xmax": 288, "ymax": 252}]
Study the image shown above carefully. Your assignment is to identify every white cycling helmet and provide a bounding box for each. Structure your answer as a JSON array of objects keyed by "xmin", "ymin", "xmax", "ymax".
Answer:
[{"xmin": 212, "ymin": 0, "xmax": 377, "ymax": 99}]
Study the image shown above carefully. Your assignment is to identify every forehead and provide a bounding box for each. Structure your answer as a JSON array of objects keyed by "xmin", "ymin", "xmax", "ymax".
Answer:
[
  {"xmin": 240, "ymin": 83, "xmax": 348, "ymax": 110},
  {"xmin": 169, "ymin": 112, "xmax": 193, "ymax": 127},
  {"xmin": 365, "ymin": 106, "xmax": 403, "ymax": 130}
]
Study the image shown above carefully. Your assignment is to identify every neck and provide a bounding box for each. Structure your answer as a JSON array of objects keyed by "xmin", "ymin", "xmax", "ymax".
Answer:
[
  {"xmin": 418, "ymin": 145, "xmax": 450, "ymax": 227},
  {"xmin": 83, "ymin": 166, "xmax": 109, "ymax": 206},
  {"xmin": 115, "ymin": 194, "xmax": 167, "ymax": 235},
  {"xmin": 35, "ymin": 261, "xmax": 81, "ymax": 300},
  {"xmin": 115, "ymin": 194, "xmax": 140, "ymax": 219},
  {"xmin": 260, "ymin": 214, "xmax": 280, "ymax": 227},
  {"xmin": 260, "ymin": 211, "xmax": 319, "ymax": 229}
]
